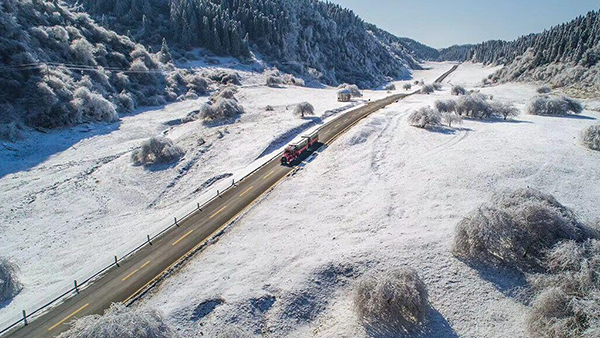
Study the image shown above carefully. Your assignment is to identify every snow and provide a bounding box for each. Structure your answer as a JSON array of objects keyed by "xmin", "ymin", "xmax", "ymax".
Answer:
[
  {"xmin": 136, "ymin": 63, "xmax": 600, "ymax": 337},
  {"xmin": 0, "ymin": 63, "xmax": 406, "ymax": 327}
]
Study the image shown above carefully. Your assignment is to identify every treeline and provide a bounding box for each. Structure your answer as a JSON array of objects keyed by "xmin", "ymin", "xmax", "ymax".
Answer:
[
  {"xmin": 471, "ymin": 10, "xmax": 600, "ymax": 67},
  {"xmin": 75, "ymin": 0, "xmax": 418, "ymax": 87},
  {"xmin": 396, "ymin": 37, "xmax": 473, "ymax": 62},
  {"xmin": 470, "ymin": 9, "xmax": 600, "ymax": 95}
]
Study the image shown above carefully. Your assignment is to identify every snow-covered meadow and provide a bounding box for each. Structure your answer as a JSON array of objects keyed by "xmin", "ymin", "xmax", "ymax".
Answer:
[
  {"xmin": 137, "ymin": 63, "xmax": 600, "ymax": 337},
  {"xmin": 0, "ymin": 62, "xmax": 442, "ymax": 327}
]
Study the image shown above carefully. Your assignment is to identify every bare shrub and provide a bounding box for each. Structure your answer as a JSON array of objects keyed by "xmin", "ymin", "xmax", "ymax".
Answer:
[
  {"xmin": 131, "ymin": 137, "xmax": 184, "ymax": 166},
  {"xmin": 408, "ymin": 107, "xmax": 441, "ymax": 129},
  {"xmin": 265, "ymin": 105, "xmax": 274, "ymax": 111},
  {"xmin": 434, "ymin": 100, "xmax": 456, "ymax": 113},
  {"xmin": 403, "ymin": 83, "xmax": 412, "ymax": 91},
  {"xmin": 442, "ymin": 113, "xmax": 463, "ymax": 128},
  {"xmin": 452, "ymin": 188, "xmax": 596, "ymax": 271},
  {"xmin": 582, "ymin": 125, "xmax": 600, "ymax": 151},
  {"xmin": 537, "ymin": 86, "xmax": 552, "ymax": 94},
  {"xmin": 0, "ymin": 258, "xmax": 23, "ymax": 302},
  {"xmin": 432, "ymin": 83, "xmax": 442, "ymax": 91},
  {"xmin": 385, "ymin": 84, "xmax": 396, "ymax": 91},
  {"xmin": 57, "ymin": 303, "xmax": 177, "ymax": 338},
  {"xmin": 491, "ymin": 101, "xmax": 520, "ymax": 120},
  {"xmin": 527, "ymin": 95, "xmax": 584, "ymax": 116},
  {"xmin": 293, "ymin": 102, "xmax": 315, "ymax": 118},
  {"xmin": 354, "ymin": 268, "xmax": 428, "ymax": 333},
  {"xmin": 527, "ymin": 240, "xmax": 600, "ymax": 338},
  {"xmin": 420, "ymin": 84, "xmax": 435, "ymax": 94},
  {"xmin": 71, "ymin": 87, "xmax": 118, "ymax": 123},
  {"xmin": 451, "ymin": 85, "xmax": 467, "ymax": 96}
]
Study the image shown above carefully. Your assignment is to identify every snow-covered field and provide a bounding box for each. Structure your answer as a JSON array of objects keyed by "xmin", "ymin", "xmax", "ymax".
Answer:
[
  {"xmin": 137, "ymin": 63, "xmax": 600, "ymax": 337},
  {"xmin": 0, "ymin": 63, "xmax": 450, "ymax": 327}
]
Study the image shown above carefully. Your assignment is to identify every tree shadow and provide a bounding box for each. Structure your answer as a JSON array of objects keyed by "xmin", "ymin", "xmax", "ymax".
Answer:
[
  {"xmin": 535, "ymin": 114, "xmax": 596, "ymax": 120},
  {"xmin": 425, "ymin": 126, "xmax": 473, "ymax": 135},
  {"xmin": 201, "ymin": 115, "xmax": 242, "ymax": 128},
  {"xmin": 0, "ymin": 121, "xmax": 120, "ymax": 179},
  {"xmin": 458, "ymin": 259, "xmax": 531, "ymax": 304},
  {"xmin": 364, "ymin": 306, "xmax": 458, "ymax": 338},
  {"xmin": 477, "ymin": 117, "xmax": 534, "ymax": 124}
]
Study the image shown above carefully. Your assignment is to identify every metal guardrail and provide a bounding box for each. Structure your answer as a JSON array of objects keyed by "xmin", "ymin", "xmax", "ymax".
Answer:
[{"xmin": 0, "ymin": 64, "xmax": 459, "ymax": 336}]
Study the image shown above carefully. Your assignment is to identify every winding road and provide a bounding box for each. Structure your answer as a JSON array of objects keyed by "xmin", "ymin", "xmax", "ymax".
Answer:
[{"xmin": 3, "ymin": 64, "xmax": 458, "ymax": 338}]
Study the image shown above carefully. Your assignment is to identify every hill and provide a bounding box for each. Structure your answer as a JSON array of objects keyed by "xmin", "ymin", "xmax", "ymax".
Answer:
[
  {"xmin": 74, "ymin": 0, "xmax": 420, "ymax": 88},
  {"xmin": 470, "ymin": 9, "xmax": 600, "ymax": 96},
  {"xmin": 0, "ymin": 0, "xmax": 204, "ymax": 130}
]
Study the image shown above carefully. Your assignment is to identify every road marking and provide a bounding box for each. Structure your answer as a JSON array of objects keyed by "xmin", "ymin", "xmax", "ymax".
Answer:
[
  {"xmin": 48, "ymin": 303, "xmax": 89, "ymax": 331},
  {"xmin": 239, "ymin": 186, "xmax": 253, "ymax": 197},
  {"xmin": 334, "ymin": 123, "xmax": 340, "ymax": 128},
  {"xmin": 121, "ymin": 261, "xmax": 151, "ymax": 282},
  {"xmin": 172, "ymin": 230, "xmax": 194, "ymax": 246},
  {"xmin": 263, "ymin": 170, "xmax": 275, "ymax": 179},
  {"xmin": 210, "ymin": 206, "xmax": 227, "ymax": 219},
  {"xmin": 122, "ymin": 172, "xmax": 292, "ymax": 305}
]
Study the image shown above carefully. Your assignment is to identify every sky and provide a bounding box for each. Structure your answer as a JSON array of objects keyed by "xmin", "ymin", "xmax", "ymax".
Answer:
[{"xmin": 328, "ymin": 0, "xmax": 600, "ymax": 48}]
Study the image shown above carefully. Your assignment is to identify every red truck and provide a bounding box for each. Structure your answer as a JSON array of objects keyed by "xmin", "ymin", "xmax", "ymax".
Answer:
[{"xmin": 281, "ymin": 131, "xmax": 319, "ymax": 165}]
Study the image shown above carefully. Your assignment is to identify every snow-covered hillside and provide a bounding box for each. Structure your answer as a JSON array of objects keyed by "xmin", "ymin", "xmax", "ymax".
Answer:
[
  {"xmin": 136, "ymin": 63, "xmax": 600, "ymax": 337},
  {"xmin": 0, "ymin": 63, "xmax": 437, "ymax": 327}
]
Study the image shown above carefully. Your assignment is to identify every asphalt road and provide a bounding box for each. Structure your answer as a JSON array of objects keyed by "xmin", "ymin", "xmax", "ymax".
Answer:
[{"xmin": 3, "ymin": 64, "xmax": 458, "ymax": 338}]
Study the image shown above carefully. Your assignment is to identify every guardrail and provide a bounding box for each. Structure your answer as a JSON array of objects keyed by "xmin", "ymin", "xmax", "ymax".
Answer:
[{"xmin": 0, "ymin": 64, "xmax": 459, "ymax": 337}]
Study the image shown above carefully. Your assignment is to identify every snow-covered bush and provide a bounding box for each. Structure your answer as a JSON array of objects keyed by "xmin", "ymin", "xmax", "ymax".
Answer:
[
  {"xmin": 442, "ymin": 112, "xmax": 463, "ymax": 128},
  {"xmin": 195, "ymin": 98, "xmax": 245, "ymax": 122},
  {"xmin": 537, "ymin": 86, "xmax": 552, "ymax": 94},
  {"xmin": 526, "ymin": 95, "xmax": 584, "ymax": 116},
  {"xmin": 451, "ymin": 85, "xmax": 467, "ymax": 96},
  {"xmin": 71, "ymin": 87, "xmax": 118, "ymax": 123},
  {"xmin": 582, "ymin": 125, "xmax": 600, "ymax": 151},
  {"xmin": 185, "ymin": 74, "xmax": 209, "ymax": 95},
  {"xmin": 0, "ymin": 258, "xmax": 22, "ymax": 302},
  {"xmin": 452, "ymin": 188, "xmax": 596, "ymax": 271},
  {"xmin": 117, "ymin": 92, "xmax": 136, "ymax": 113},
  {"xmin": 408, "ymin": 107, "xmax": 441, "ymax": 129},
  {"xmin": 385, "ymin": 84, "xmax": 396, "ymax": 91},
  {"xmin": 432, "ymin": 83, "xmax": 442, "ymax": 91},
  {"xmin": 527, "ymin": 239, "xmax": 600, "ymax": 338},
  {"xmin": 403, "ymin": 83, "xmax": 412, "ymax": 91},
  {"xmin": 293, "ymin": 102, "xmax": 315, "ymax": 118},
  {"xmin": 420, "ymin": 84, "xmax": 436, "ymax": 94},
  {"xmin": 455, "ymin": 93, "xmax": 493, "ymax": 119},
  {"xmin": 434, "ymin": 100, "xmax": 456, "ymax": 113},
  {"xmin": 210, "ymin": 87, "xmax": 238, "ymax": 102},
  {"xmin": 131, "ymin": 137, "xmax": 184, "ymax": 166},
  {"xmin": 491, "ymin": 101, "xmax": 520, "ymax": 120},
  {"xmin": 283, "ymin": 74, "xmax": 305, "ymax": 86},
  {"xmin": 354, "ymin": 268, "xmax": 428, "ymax": 332},
  {"xmin": 220, "ymin": 73, "xmax": 241, "ymax": 86},
  {"xmin": 57, "ymin": 303, "xmax": 177, "ymax": 338},
  {"xmin": 338, "ymin": 84, "xmax": 362, "ymax": 97},
  {"xmin": 266, "ymin": 75, "xmax": 285, "ymax": 87}
]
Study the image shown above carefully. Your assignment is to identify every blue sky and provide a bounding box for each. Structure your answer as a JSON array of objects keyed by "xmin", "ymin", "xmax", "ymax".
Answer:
[{"xmin": 328, "ymin": 0, "xmax": 600, "ymax": 48}]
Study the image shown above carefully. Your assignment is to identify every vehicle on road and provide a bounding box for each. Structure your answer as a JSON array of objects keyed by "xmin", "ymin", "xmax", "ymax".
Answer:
[{"xmin": 281, "ymin": 131, "xmax": 319, "ymax": 165}]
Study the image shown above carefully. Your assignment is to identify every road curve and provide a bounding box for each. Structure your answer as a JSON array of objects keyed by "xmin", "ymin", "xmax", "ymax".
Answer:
[{"xmin": 3, "ymin": 64, "xmax": 459, "ymax": 338}]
